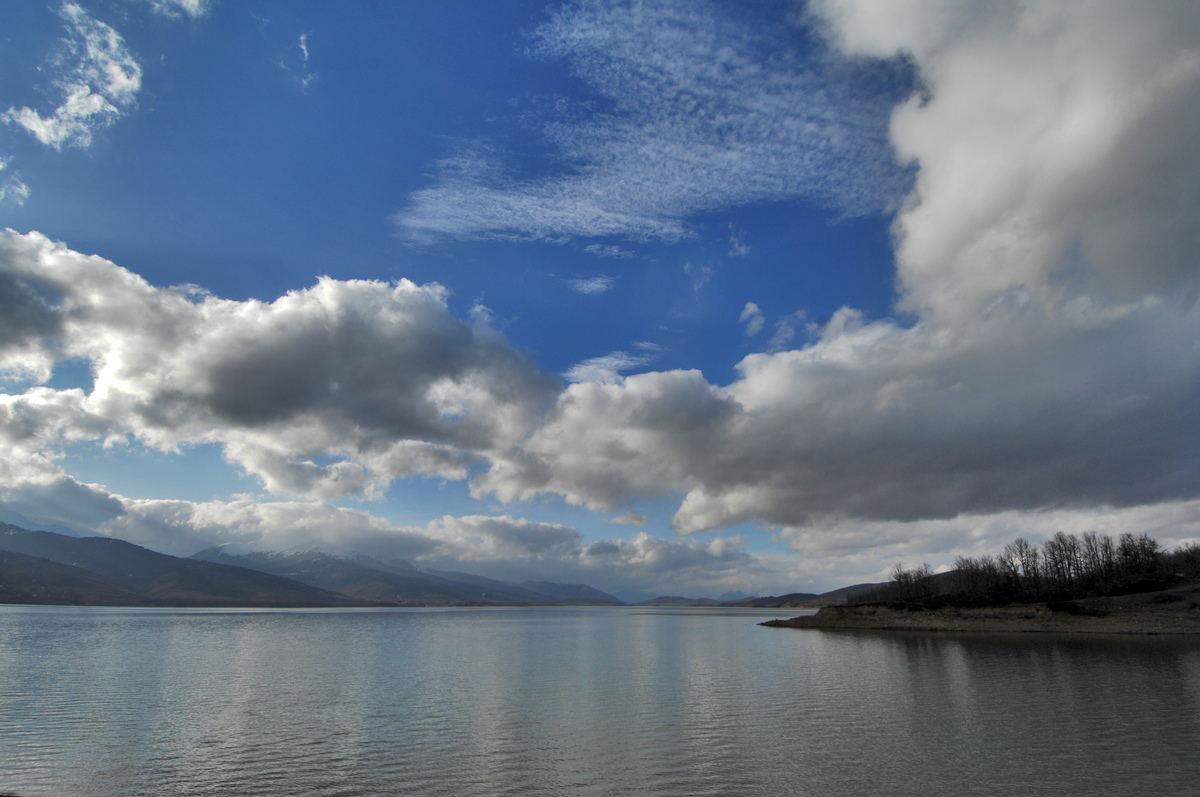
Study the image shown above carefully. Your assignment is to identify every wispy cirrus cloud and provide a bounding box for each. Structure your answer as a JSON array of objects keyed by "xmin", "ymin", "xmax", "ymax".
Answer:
[
  {"xmin": 567, "ymin": 274, "xmax": 617, "ymax": 294},
  {"xmin": 4, "ymin": 3, "xmax": 142, "ymax": 150},
  {"xmin": 0, "ymin": 157, "xmax": 30, "ymax": 206},
  {"xmin": 393, "ymin": 0, "xmax": 911, "ymax": 244},
  {"xmin": 584, "ymin": 244, "xmax": 633, "ymax": 259},
  {"xmin": 727, "ymin": 225, "xmax": 750, "ymax": 257}
]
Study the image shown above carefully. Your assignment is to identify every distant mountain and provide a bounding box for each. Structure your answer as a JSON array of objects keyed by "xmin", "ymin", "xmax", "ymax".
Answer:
[
  {"xmin": 0, "ymin": 524, "xmax": 367, "ymax": 607},
  {"xmin": 633, "ymin": 584, "xmax": 882, "ymax": 608},
  {"xmin": 192, "ymin": 548, "xmax": 558, "ymax": 605},
  {"xmin": 613, "ymin": 587, "xmax": 659, "ymax": 604},
  {"xmin": 0, "ymin": 508, "xmax": 85, "ymax": 537},
  {"xmin": 726, "ymin": 592, "xmax": 821, "ymax": 608},
  {"xmin": 520, "ymin": 580, "xmax": 623, "ymax": 605},
  {"xmin": 814, "ymin": 582, "xmax": 888, "ymax": 604},
  {"xmin": 635, "ymin": 596, "xmax": 725, "ymax": 607},
  {"xmin": 414, "ymin": 564, "xmax": 561, "ymax": 604}
]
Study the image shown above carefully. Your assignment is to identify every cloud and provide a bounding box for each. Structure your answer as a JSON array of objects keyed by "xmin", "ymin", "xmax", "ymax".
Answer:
[
  {"xmin": 477, "ymin": 293, "xmax": 1200, "ymax": 533},
  {"xmin": 812, "ymin": 0, "xmax": 1200, "ymax": 321},
  {"xmin": 296, "ymin": 33, "xmax": 317, "ymax": 91},
  {"xmin": 567, "ymin": 275, "xmax": 617, "ymax": 294},
  {"xmin": 584, "ymin": 244, "xmax": 633, "ymax": 259},
  {"xmin": 563, "ymin": 348, "xmax": 656, "ymax": 384},
  {"xmin": 6, "ymin": 424, "xmax": 1200, "ymax": 593},
  {"xmin": 611, "ymin": 510, "xmax": 646, "ymax": 526},
  {"xmin": 683, "ymin": 262, "xmax": 713, "ymax": 297},
  {"xmin": 393, "ymin": 0, "xmax": 910, "ymax": 243},
  {"xmin": 6, "ymin": 2, "xmax": 1200, "ymax": 585},
  {"xmin": 276, "ymin": 32, "xmax": 318, "ymax": 92},
  {"xmin": 738, "ymin": 302, "xmax": 765, "ymax": 336},
  {"xmin": 728, "ymin": 225, "xmax": 750, "ymax": 257},
  {"xmin": 0, "ymin": 450, "xmax": 794, "ymax": 595},
  {"xmin": 0, "ymin": 158, "xmax": 30, "ymax": 206},
  {"xmin": 5, "ymin": 3, "xmax": 142, "ymax": 150},
  {"xmin": 0, "ymin": 177, "xmax": 30, "ymax": 206},
  {"xmin": 778, "ymin": 500, "xmax": 1200, "ymax": 585},
  {"xmin": 767, "ymin": 309, "xmax": 807, "ymax": 352},
  {"xmin": 468, "ymin": 1, "xmax": 1200, "ymax": 541},
  {"xmin": 476, "ymin": 368, "xmax": 736, "ymax": 510},
  {"xmin": 141, "ymin": 0, "xmax": 210, "ymax": 19},
  {"xmin": 0, "ymin": 230, "xmax": 554, "ymax": 501},
  {"xmin": 4, "ymin": 225, "xmax": 1199, "ymax": 590}
]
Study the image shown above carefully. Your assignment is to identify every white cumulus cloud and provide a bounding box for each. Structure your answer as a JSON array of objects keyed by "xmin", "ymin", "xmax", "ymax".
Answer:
[
  {"xmin": 0, "ymin": 230, "xmax": 554, "ymax": 501},
  {"xmin": 813, "ymin": 0, "xmax": 1200, "ymax": 321}
]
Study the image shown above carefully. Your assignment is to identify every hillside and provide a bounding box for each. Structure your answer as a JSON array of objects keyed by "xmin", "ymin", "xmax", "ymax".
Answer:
[{"xmin": 0, "ymin": 550, "xmax": 145, "ymax": 605}]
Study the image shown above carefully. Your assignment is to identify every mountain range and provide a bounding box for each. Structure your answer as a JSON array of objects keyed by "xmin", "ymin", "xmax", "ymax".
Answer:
[
  {"xmin": 0, "ymin": 524, "xmax": 361, "ymax": 607},
  {"xmin": 189, "ymin": 547, "xmax": 623, "ymax": 606},
  {"xmin": 0, "ymin": 524, "xmax": 870, "ymax": 608}
]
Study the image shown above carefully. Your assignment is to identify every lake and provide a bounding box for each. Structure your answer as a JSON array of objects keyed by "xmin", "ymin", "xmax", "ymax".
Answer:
[{"xmin": 2, "ymin": 605, "xmax": 1198, "ymax": 796}]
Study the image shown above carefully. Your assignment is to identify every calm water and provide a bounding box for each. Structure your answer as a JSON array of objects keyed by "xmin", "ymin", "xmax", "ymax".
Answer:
[{"xmin": 2, "ymin": 606, "xmax": 1199, "ymax": 796}]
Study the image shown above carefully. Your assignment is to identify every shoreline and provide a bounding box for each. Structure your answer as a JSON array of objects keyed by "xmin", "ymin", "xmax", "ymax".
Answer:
[{"xmin": 761, "ymin": 582, "xmax": 1200, "ymax": 634}]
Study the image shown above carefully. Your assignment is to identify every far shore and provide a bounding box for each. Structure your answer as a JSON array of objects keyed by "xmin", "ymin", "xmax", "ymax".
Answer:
[{"xmin": 761, "ymin": 581, "xmax": 1200, "ymax": 635}]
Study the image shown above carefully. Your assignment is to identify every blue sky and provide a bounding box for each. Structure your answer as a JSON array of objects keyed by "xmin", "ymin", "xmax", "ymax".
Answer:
[{"xmin": 2, "ymin": 0, "xmax": 1200, "ymax": 598}]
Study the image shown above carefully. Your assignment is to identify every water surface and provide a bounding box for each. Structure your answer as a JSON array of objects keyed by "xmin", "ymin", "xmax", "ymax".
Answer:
[{"xmin": 2, "ymin": 605, "xmax": 1198, "ymax": 795}]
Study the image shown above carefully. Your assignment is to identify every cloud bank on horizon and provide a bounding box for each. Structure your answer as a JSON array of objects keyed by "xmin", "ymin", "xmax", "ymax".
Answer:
[{"xmin": 2, "ymin": 0, "xmax": 1200, "ymax": 594}]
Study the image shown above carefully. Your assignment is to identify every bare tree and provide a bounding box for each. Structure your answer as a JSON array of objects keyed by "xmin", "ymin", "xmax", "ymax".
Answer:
[
  {"xmin": 1043, "ymin": 532, "xmax": 1082, "ymax": 595},
  {"xmin": 1006, "ymin": 537, "xmax": 1042, "ymax": 596},
  {"xmin": 1079, "ymin": 531, "xmax": 1116, "ymax": 590},
  {"xmin": 1168, "ymin": 542, "xmax": 1200, "ymax": 578},
  {"xmin": 1118, "ymin": 533, "xmax": 1161, "ymax": 581}
]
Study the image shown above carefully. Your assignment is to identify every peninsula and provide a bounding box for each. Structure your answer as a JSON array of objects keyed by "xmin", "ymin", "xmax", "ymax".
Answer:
[
  {"xmin": 764, "ymin": 530, "xmax": 1200, "ymax": 635},
  {"xmin": 761, "ymin": 583, "xmax": 1200, "ymax": 634}
]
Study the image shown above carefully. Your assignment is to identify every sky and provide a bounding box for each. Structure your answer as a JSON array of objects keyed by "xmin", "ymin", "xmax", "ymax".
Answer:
[{"xmin": 2, "ymin": 0, "xmax": 1199, "ymax": 599}]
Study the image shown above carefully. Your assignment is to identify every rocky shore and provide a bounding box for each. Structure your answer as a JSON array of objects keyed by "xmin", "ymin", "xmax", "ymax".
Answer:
[{"xmin": 761, "ymin": 581, "xmax": 1200, "ymax": 634}]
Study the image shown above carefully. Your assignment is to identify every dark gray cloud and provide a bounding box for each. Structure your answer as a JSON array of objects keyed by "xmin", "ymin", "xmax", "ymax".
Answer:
[{"xmin": 0, "ymin": 274, "xmax": 60, "ymax": 355}]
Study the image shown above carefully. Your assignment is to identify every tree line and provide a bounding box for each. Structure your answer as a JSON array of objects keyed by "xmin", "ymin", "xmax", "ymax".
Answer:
[{"xmin": 852, "ymin": 532, "xmax": 1200, "ymax": 607}]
